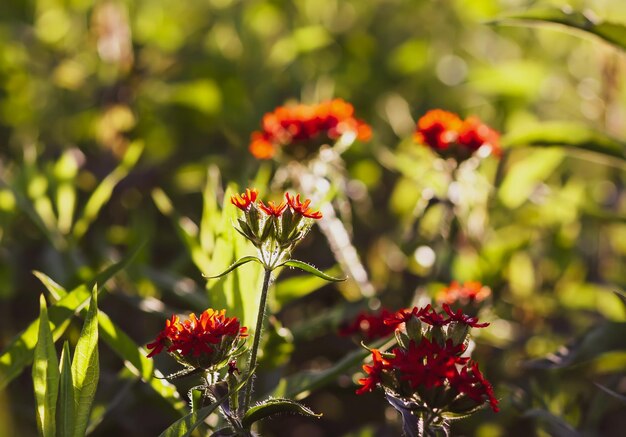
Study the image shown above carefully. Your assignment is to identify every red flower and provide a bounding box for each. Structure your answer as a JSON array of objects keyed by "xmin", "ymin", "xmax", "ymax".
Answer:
[
  {"xmin": 340, "ymin": 309, "xmax": 397, "ymax": 340},
  {"xmin": 258, "ymin": 200, "xmax": 288, "ymax": 217},
  {"xmin": 442, "ymin": 304, "xmax": 489, "ymax": 328},
  {"xmin": 356, "ymin": 349, "xmax": 390, "ymax": 394},
  {"xmin": 146, "ymin": 309, "xmax": 248, "ymax": 369},
  {"xmin": 388, "ymin": 338, "xmax": 468, "ymax": 389},
  {"xmin": 249, "ymin": 99, "xmax": 371, "ymax": 159},
  {"xmin": 418, "ymin": 305, "xmax": 450, "ymax": 327},
  {"xmin": 383, "ymin": 305, "xmax": 431, "ymax": 329},
  {"xmin": 413, "ymin": 109, "xmax": 462, "ymax": 150},
  {"xmin": 285, "ymin": 193, "xmax": 323, "ymax": 219},
  {"xmin": 437, "ymin": 281, "xmax": 491, "ymax": 305},
  {"xmin": 231, "ymin": 188, "xmax": 258, "ymax": 211},
  {"xmin": 451, "ymin": 361, "xmax": 499, "ymax": 412},
  {"xmin": 457, "ymin": 117, "xmax": 501, "ymax": 156}
]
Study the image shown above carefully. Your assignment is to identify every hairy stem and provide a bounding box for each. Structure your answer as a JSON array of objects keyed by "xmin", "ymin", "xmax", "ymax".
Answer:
[{"xmin": 242, "ymin": 267, "xmax": 272, "ymax": 412}]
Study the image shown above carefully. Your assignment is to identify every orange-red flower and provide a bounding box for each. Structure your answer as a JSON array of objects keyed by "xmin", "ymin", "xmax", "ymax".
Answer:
[
  {"xmin": 146, "ymin": 309, "xmax": 247, "ymax": 369},
  {"xmin": 258, "ymin": 200, "xmax": 288, "ymax": 217},
  {"xmin": 356, "ymin": 349, "xmax": 390, "ymax": 395},
  {"xmin": 437, "ymin": 281, "xmax": 491, "ymax": 305},
  {"xmin": 414, "ymin": 110, "xmax": 501, "ymax": 159},
  {"xmin": 230, "ymin": 188, "xmax": 258, "ymax": 211},
  {"xmin": 249, "ymin": 98, "xmax": 371, "ymax": 159},
  {"xmin": 285, "ymin": 193, "xmax": 323, "ymax": 219}
]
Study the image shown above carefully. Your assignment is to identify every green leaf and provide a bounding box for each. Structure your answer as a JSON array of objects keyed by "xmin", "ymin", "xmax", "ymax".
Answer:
[
  {"xmin": 526, "ymin": 322, "xmax": 626, "ymax": 369},
  {"xmin": 57, "ymin": 342, "xmax": 74, "ymax": 437},
  {"xmin": 595, "ymin": 383, "xmax": 626, "ymax": 405},
  {"xmin": 73, "ymin": 140, "xmax": 143, "ymax": 240},
  {"xmin": 491, "ymin": 7, "xmax": 626, "ymax": 52},
  {"xmin": 0, "ymin": 285, "xmax": 91, "ymax": 391},
  {"xmin": 32, "ymin": 271, "xmax": 67, "ymax": 302},
  {"xmin": 274, "ymin": 265, "xmax": 342, "ymax": 305},
  {"xmin": 71, "ymin": 287, "xmax": 99, "ymax": 437},
  {"xmin": 503, "ymin": 121, "xmax": 626, "ymax": 162},
  {"xmin": 522, "ymin": 408, "xmax": 579, "ymax": 437},
  {"xmin": 242, "ymin": 398, "xmax": 321, "ymax": 429},
  {"xmin": 204, "ymin": 256, "xmax": 262, "ymax": 279},
  {"xmin": 33, "ymin": 295, "xmax": 60, "ymax": 437},
  {"xmin": 280, "ymin": 260, "xmax": 346, "ymax": 282},
  {"xmin": 613, "ymin": 290, "xmax": 626, "ymax": 313}
]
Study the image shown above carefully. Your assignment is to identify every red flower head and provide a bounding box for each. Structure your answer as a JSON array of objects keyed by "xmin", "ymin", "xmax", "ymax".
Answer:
[
  {"xmin": 458, "ymin": 117, "xmax": 502, "ymax": 156},
  {"xmin": 258, "ymin": 200, "xmax": 288, "ymax": 217},
  {"xmin": 414, "ymin": 109, "xmax": 463, "ymax": 150},
  {"xmin": 442, "ymin": 304, "xmax": 490, "ymax": 328},
  {"xmin": 451, "ymin": 361, "xmax": 499, "ymax": 412},
  {"xmin": 230, "ymin": 188, "xmax": 258, "ymax": 211},
  {"xmin": 285, "ymin": 193, "xmax": 323, "ymax": 219},
  {"xmin": 356, "ymin": 349, "xmax": 390, "ymax": 395},
  {"xmin": 340, "ymin": 308, "xmax": 397, "ymax": 341},
  {"xmin": 418, "ymin": 305, "xmax": 450, "ymax": 327},
  {"xmin": 249, "ymin": 98, "xmax": 371, "ymax": 160},
  {"xmin": 437, "ymin": 280, "xmax": 491, "ymax": 305},
  {"xmin": 146, "ymin": 309, "xmax": 248, "ymax": 370}
]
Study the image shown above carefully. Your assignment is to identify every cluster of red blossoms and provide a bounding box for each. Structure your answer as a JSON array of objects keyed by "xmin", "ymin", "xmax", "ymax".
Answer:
[
  {"xmin": 414, "ymin": 109, "xmax": 501, "ymax": 159},
  {"xmin": 231, "ymin": 188, "xmax": 322, "ymax": 219},
  {"xmin": 249, "ymin": 99, "xmax": 372, "ymax": 160},
  {"xmin": 358, "ymin": 339, "xmax": 499, "ymax": 413},
  {"xmin": 355, "ymin": 303, "xmax": 499, "ymax": 414},
  {"xmin": 437, "ymin": 280, "xmax": 492, "ymax": 306},
  {"xmin": 147, "ymin": 309, "xmax": 247, "ymax": 369},
  {"xmin": 339, "ymin": 308, "xmax": 397, "ymax": 341}
]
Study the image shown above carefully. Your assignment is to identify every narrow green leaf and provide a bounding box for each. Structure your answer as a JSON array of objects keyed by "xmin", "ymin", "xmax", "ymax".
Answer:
[
  {"xmin": 595, "ymin": 383, "xmax": 626, "ymax": 405},
  {"xmin": 280, "ymin": 260, "xmax": 346, "ymax": 282},
  {"xmin": 33, "ymin": 295, "xmax": 59, "ymax": 437},
  {"xmin": 522, "ymin": 408, "xmax": 579, "ymax": 437},
  {"xmin": 33, "ymin": 271, "xmax": 67, "ymax": 302},
  {"xmin": 242, "ymin": 398, "xmax": 320, "ymax": 428},
  {"xmin": 73, "ymin": 140, "xmax": 143, "ymax": 239},
  {"xmin": 71, "ymin": 288, "xmax": 99, "ymax": 437},
  {"xmin": 0, "ymin": 285, "xmax": 91, "ymax": 391},
  {"xmin": 57, "ymin": 342, "xmax": 74, "ymax": 437},
  {"xmin": 204, "ymin": 256, "xmax": 262, "ymax": 279},
  {"xmin": 613, "ymin": 290, "xmax": 626, "ymax": 313},
  {"xmin": 274, "ymin": 265, "xmax": 342, "ymax": 305},
  {"xmin": 491, "ymin": 7, "xmax": 626, "ymax": 52},
  {"xmin": 503, "ymin": 121, "xmax": 626, "ymax": 162}
]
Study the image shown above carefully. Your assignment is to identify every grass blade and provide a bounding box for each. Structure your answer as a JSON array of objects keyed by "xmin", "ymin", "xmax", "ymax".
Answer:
[{"xmin": 57, "ymin": 342, "xmax": 74, "ymax": 437}]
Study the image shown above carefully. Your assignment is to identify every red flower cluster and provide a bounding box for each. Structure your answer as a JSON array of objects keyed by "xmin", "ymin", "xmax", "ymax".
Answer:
[
  {"xmin": 249, "ymin": 99, "xmax": 372, "ymax": 159},
  {"xmin": 357, "ymin": 338, "xmax": 499, "ymax": 412},
  {"xmin": 384, "ymin": 304, "xmax": 489, "ymax": 329},
  {"xmin": 231, "ymin": 189, "xmax": 323, "ymax": 220},
  {"xmin": 147, "ymin": 309, "xmax": 247, "ymax": 369},
  {"xmin": 437, "ymin": 280, "xmax": 491, "ymax": 305},
  {"xmin": 339, "ymin": 308, "xmax": 397, "ymax": 341},
  {"xmin": 414, "ymin": 109, "xmax": 501, "ymax": 158}
]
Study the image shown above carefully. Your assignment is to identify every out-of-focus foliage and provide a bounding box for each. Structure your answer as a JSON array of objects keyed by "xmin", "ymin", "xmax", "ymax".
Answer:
[{"xmin": 1, "ymin": 0, "xmax": 626, "ymax": 435}]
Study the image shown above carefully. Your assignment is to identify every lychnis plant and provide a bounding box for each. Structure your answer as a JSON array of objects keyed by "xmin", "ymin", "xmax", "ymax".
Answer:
[{"xmin": 149, "ymin": 188, "xmax": 343, "ymax": 435}]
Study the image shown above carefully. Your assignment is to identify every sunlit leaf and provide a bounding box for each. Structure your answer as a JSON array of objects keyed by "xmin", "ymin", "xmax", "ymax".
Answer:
[
  {"xmin": 57, "ymin": 342, "xmax": 74, "ymax": 437},
  {"xmin": 70, "ymin": 287, "xmax": 99, "ymax": 437},
  {"xmin": 32, "ymin": 295, "xmax": 59, "ymax": 437},
  {"xmin": 280, "ymin": 260, "xmax": 345, "ymax": 282},
  {"xmin": 204, "ymin": 256, "xmax": 262, "ymax": 279}
]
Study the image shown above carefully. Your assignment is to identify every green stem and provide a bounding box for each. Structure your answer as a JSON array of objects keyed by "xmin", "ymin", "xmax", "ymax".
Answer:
[{"xmin": 242, "ymin": 267, "xmax": 273, "ymax": 412}]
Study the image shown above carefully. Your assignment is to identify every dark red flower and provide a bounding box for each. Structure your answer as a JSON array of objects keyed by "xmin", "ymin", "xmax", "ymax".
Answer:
[
  {"xmin": 451, "ymin": 361, "xmax": 499, "ymax": 412},
  {"xmin": 258, "ymin": 200, "xmax": 288, "ymax": 217},
  {"xmin": 285, "ymin": 193, "xmax": 323, "ymax": 219},
  {"xmin": 340, "ymin": 309, "xmax": 397, "ymax": 340},
  {"xmin": 230, "ymin": 188, "xmax": 258, "ymax": 211},
  {"xmin": 442, "ymin": 304, "xmax": 489, "ymax": 328},
  {"xmin": 249, "ymin": 99, "xmax": 371, "ymax": 160},
  {"xmin": 383, "ymin": 305, "xmax": 431, "ymax": 329},
  {"xmin": 356, "ymin": 349, "xmax": 390, "ymax": 395},
  {"xmin": 418, "ymin": 305, "xmax": 450, "ymax": 327}
]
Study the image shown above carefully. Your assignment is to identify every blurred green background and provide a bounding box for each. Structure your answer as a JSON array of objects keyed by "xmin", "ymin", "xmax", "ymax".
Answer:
[{"xmin": 1, "ymin": 0, "xmax": 626, "ymax": 435}]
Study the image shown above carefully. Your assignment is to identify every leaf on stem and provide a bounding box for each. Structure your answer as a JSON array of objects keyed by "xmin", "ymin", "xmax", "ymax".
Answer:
[
  {"xmin": 203, "ymin": 256, "xmax": 262, "ymax": 279},
  {"xmin": 280, "ymin": 260, "xmax": 346, "ymax": 282},
  {"xmin": 242, "ymin": 398, "xmax": 321, "ymax": 429},
  {"xmin": 57, "ymin": 342, "xmax": 74, "ymax": 437}
]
